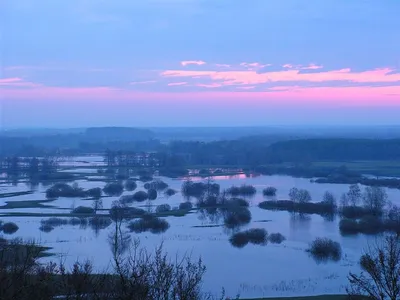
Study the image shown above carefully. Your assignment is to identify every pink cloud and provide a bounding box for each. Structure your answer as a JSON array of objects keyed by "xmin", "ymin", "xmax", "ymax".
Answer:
[
  {"xmin": 130, "ymin": 80, "xmax": 156, "ymax": 85},
  {"xmin": 0, "ymin": 77, "xmax": 42, "ymax": 87},
  {"xmin": 180, "ymin": 60, "xmax": 206, "ymax": 66},
  {"xmin": 161, "ymin": 67, "xmax": 400, "ymax": 85},
  {"xmin": 302, "ymin": 63, "xmax": 323, "ymax": 70},
  {"xmin": 215, "ymin": 64, "xmax": 231, "ymax": 68},
  {"xmin": 167, "ymin": 82, "xmax": 187, "ymax": 86}
]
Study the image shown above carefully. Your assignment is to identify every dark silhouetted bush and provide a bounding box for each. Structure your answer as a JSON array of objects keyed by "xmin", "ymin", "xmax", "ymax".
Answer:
[
  {"xmin": 259, "ymin": 200, "xmax": 336, "ymax": 215},
  {"xmin": 144, "ymin": 180, "xmax": 168, "ymax": 191},
  {"xmin": 139, "ymin": 175, "xmax": 153, "ymax": 182},
  {"xmin": 133, "ymin": 191, "xmax": 148, "ymax": 202},
  {"xmin": 69, "ymin": 217, "xmax": 88, "ymax": 226},
  {"xmin": 86, "ymin": 187, "xmax": 102, "ymax": 199},
  {"xmin": 226, "ymin": 198, "xmax": 249, "ymax": 207},
  {"xmin": 89, "ymin": 216, "xmax": 112, "ymax": 230},
  {"xmin": 164, "ymin": 188, "xmax": 177, "ymax": 197},
  {"xmin": 128, "ymin": 214, "xmax": 170, "ymax": 234},
  {"xmin": 156, "ymin": 204, "xmax": 171, "ymax": 213},
  {"xmin": 223, "ymin": 207, "xmax": 252, "ymax": 229},
  {"xmin": 340, "ymin": 206, "xmax": 370, "ymax": 219},
  {"xmin": 182, "ymin": 180, "xmax": 220, "ymax": 198},
  {"xmin": 307, "ymin": 238, "xmax": 342, "ymax": 262},
  {"xmin": 263, "ymin": 187, "xmax": 277, "ymax": 197},
  {"xmin": 358, "ymin": 216, "xmax": 383, "ymax": 234},
  {"xmin": 197, "ymin": 195, "xmax": 218, "ymax": 208},
  {"xmin": 179, "ymin": 202, "xmax": 193, "ymax": 210},
  {"xmin": 147, "ymin": 189, "xmax": 158, "ymax": 200},
  {"xmin": 110, "ymin": 202, "xmax": 146, "ymax": 221},
  {"xmin": 268, "ymin": 233, "xmax": 286, "ymax": 244},
  {"xmin": 124, "ymin": 179, "xmax": 137, "ymax": 191},
  {"xmin": 229, "ymin": 228, "xmax": 267, "ymax": 248},
  {"xmin": 229, "ymin": 232, "xmax": 249, "ymax": 248},
  {"xmin": 103, "ymin": 182, "xmax": 124, "ymax": 196},
  {"xmin": 71, "ymin": 206, "xmax": 95, "ymax": 215},
  {"xmin": 40, "ymin": 218, "xmax": 68, "ymax": 227},
  {"xmin": 39, "ymin": 224, "xmax": 54, "ymax": 233},
  {"xmin": 226, "ymin": 185, "xmax": 256, "ymax": 196},
  {"xmin": 1, "ymin": 222, "xmax": 19, "ymax": 234},
  {"xmin": 119, "ymin": 195, "xmax": 135, "ymax": 205},
  {"xmin": 46, "ymin": 183, "xmax": 86, "ymax": 199},
  {"xmin": 339, "ymin": 218, "xmax": 359, "ymax": 235}
]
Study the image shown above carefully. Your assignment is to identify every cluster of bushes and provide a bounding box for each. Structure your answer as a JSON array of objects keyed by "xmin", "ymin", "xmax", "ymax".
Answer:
[
  {"xmin": 103, "ymin": 182, "xmax": 124, "ymax": 196},
  {"xmin": 46, "ymin": 183, "xmax": 104, "ymax": 199},
  {"xmin": 226, "ymin": 184, "xmax": 256, "ymax": 196},
  {"xmin": 179, "ymin": 202, "xmax": 193, "ymax": 210},
  {"xmin": 46, "ymin": 183, "xmax": 86, "ymax": 199},
  {"xmin": 197, "ymin": 194, "xmax": 249, "ymax": 209},
  {"xmin": 307, "ymin": 238, "xmax": 342, "ymax": 262},
  {"xmin": 128, "ymin": 214, "xmax": 170, "ymax": 234},
  {"xmin": 139, "ymin": 175, "xmax": 153, "ymax": 182},
  {"xmin": 109, "ymin": 201, "xmax": 146, "ymax": 221},
  {"xmin": 229, "ymin": 229, "xmax": 286, "ymax": 248},
  {"xmin": 0, "ymin": 222, "xmax": 19, "ymax": 235},
  {"xmin": 164, "ymin": 188, "xmax": 177, "ymax": 197},
  {"xmin": 181, "ymin": 180, "xmax": 220, "ymax": 198},
  {"xmin": 148, "ymin": 189, "xmax": 158, "ymax": 200},
  {"xmin": 71, "ymin": 206, "xmax": 95, "ymax": 215},
  {"xmin": 124, "ymin": 179, "xmax": 137, "ymax": 191},
  {"xmin": 119, "ymin": 190, "xmax": 150, "ymax": 204},
  {"xmin": 229, "ymin": 229, "xmax": 268, "ymax": 248},
  {"xmin": 263, "ymin": 186, "xmax": 277, "ymax": 197},
  {"xmin": 223, "ymin": 207, "xmax": 252, "ymax": 229},
  {"xmin": 88, "ymin": 216, "xmax": 112, "ymax": 230},
  {"xmin": 340, "ymin": 215, "xmax": 400, "ymax": 235},
  {"xmin": 39, "ymin": 217, "xmax": 88, "ymax": 232},
  {"xmin": 259, "ymin": 200, "xmax": 336, "ymax": 215},
  {"xmin": 155, "ymin": 204, "xmax": 171, "ymax": 213},
  {"xmin": 340, "ymin": 185, "xmax": 388, "ymax": 216},
  {"xmin": 144, "ymin": 180, "xmax": 169, "ymax": 191},
  {"xmin": 268, "ymin": 233, "xmax": 286, "ymax": 244}
]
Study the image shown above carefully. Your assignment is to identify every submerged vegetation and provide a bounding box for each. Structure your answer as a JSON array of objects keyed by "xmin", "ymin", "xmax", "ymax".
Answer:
[
  {"xmin": 128, "ymin": 214, "xmax": 170, "ymax": 234},
  {"xmin": 229, "ymin": 228, "xmax": 268, "ymax": 248},
  {"xmin": 307, "ymin": 238, "xmax": 342, "ymax": 262}
]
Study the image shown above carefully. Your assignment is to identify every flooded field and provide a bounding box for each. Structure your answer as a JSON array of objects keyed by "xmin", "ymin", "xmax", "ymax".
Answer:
[{"xmin": 1, "ymin": 156, "xmax": 398, "ymax": 298}]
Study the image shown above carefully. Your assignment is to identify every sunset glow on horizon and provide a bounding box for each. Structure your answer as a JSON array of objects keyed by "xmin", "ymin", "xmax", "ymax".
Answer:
[{"xmin": 1, "ymin": 0, "xmax": 400, "ymax": 127}]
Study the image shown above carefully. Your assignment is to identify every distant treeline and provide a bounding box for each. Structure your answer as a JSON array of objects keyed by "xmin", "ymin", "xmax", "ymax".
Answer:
[{"xmin": 3, "ymin": 130, "xmax": 400, "ymax": 171}]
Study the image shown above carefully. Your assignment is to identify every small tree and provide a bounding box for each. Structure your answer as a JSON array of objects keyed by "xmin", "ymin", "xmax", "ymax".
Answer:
[
  {"xmin": 289, "ymin": 188, "xmax": 311, "ymax": 204},
  {"xmin": 92, "ymin": 199, "xmax": 103, "ymax": 214},
  {"xmin": 347, "ymin": 235, "xmax": 400, "ymax": 300},
  {"xmin": 348, "ymin": 184, "xmax": 362, "ymax": 207},
  {"xmin": 322, "ymin": 191, "xmax": 337, "ymax": 207},
  {"xmin": 363, "ymin": 186, "xmax": 388, "ymax": 215}
]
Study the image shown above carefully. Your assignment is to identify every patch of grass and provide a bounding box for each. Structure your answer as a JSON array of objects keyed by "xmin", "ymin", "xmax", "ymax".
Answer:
[
  {"xmin": 0, "ymin": 199, "xmax": 55, "ymax": 209},
  {"xmin": 0, "ymin": 191, "xmax": 34, "ymax": 198}
]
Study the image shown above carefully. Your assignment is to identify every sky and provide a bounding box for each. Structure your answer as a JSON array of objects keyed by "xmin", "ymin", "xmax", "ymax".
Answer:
[{"xmin": 1, "ymin": 0, "xmax": 400, "ymax": 128}]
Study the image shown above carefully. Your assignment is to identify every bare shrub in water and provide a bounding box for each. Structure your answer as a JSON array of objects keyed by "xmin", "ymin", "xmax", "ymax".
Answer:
[{"xmin": 307, "ymin": 238, "xmax": 342, "ymax": 262}]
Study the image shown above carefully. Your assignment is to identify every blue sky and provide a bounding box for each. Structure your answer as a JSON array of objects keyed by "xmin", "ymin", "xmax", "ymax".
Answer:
[{"xmin": 1, "ymin": 0, "xmax": 400, "ymax": 127}]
